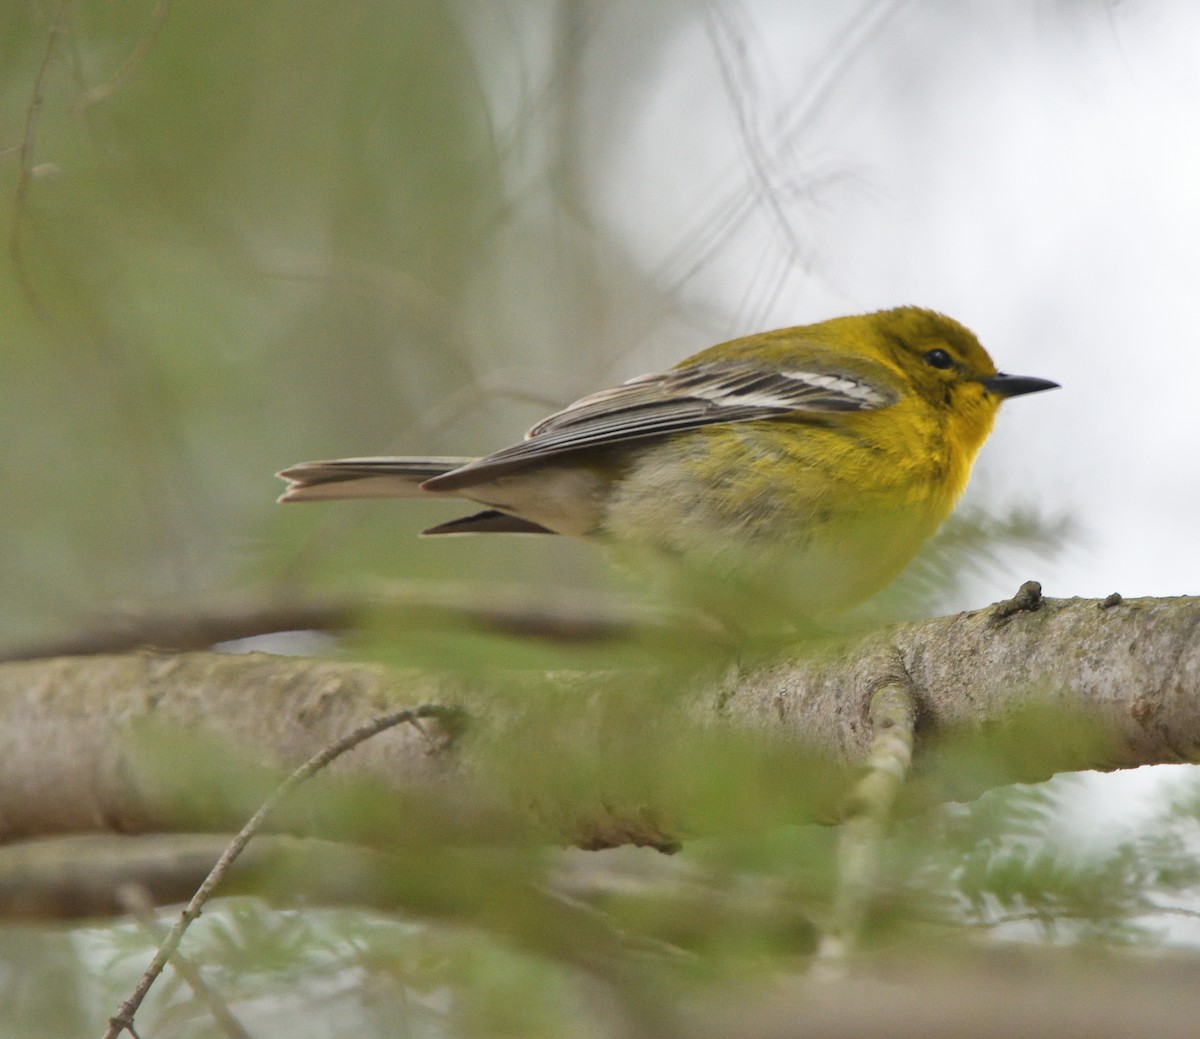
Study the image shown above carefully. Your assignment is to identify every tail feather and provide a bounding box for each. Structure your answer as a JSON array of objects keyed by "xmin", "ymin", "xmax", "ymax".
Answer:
[{"xmin": 277, "ymin": 456, "xmax": 475, "ymax": 502}]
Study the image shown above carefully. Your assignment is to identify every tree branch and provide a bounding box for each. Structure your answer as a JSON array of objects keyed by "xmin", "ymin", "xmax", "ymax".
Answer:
[
  {"xmin": 0, "ymin": 833, "xmax": 422, "ymax": 920},
  {"xmin": 0, "ymin": 592, "xmax": 1195, "ymax": 855},
  {"xmin": 815, "ymin": 656, "xmax": 916, "ymax": 968},
  {"xmin": 104, "ymin": 705, "xmax": 444, "ymax": 1039},
  {"xmin": 116, "ymin": 884, "xmax": 251, "ymax": 1039}
]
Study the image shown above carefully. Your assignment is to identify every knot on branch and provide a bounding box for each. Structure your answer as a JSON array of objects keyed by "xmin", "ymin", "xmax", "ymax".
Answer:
[{"xmin": 989, "ymin": 580, "xmax": 1045, "ymax": 626}]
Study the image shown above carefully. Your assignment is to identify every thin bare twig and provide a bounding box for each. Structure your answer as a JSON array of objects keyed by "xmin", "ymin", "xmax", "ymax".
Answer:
[
  {"xmin": 9, "ymin": 0, "xmax": 71, "ymax": 320},
  {"xmin": 117, "ymin": 884, "xmax": 252, "ymax": 1039},
  {"xmin": 103, "ymin": 704, "xmax": 455, "ymax": 1039},
  {"xmin": 74, "ymin": 0, "xmax": 169, "ymax": 113}
]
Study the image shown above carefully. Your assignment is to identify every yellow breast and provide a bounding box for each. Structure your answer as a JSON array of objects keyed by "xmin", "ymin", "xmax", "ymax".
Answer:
[{"xmin": 600, "ymin": 401, "xmax": 988, "ymax": 617}]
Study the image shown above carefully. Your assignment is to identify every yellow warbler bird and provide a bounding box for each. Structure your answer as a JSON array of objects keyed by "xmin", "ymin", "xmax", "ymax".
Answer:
[{"xmin": 278, "ymin": 307, "xmax": 1057, "ymax": 618}]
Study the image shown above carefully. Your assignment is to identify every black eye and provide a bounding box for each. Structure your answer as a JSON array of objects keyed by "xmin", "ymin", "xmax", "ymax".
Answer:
[{"xmin": 924, "ymin": 348, "xmax": 953, "ymax": 370}]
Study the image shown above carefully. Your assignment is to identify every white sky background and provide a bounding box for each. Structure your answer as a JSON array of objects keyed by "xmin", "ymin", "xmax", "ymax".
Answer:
[{"xmin": 584, "ymin": 0, "xmax": 1200, "ymax": 607}]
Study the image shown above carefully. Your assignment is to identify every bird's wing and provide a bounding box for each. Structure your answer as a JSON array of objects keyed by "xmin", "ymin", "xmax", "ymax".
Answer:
[{"xmin": 424, "ymin": 360, "xmax": 897, "ymax": 491}]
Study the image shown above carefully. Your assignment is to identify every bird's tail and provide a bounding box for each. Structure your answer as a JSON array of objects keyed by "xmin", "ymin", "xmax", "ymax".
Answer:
[{"xmin": 276, "ymin": 456, "xmax": 475, "ymax": 502}]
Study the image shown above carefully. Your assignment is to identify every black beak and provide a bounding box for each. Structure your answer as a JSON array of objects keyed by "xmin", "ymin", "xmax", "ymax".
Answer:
[{"xmin": 980, "ymin": 373, "xmax": 1060, "ymax": 399}]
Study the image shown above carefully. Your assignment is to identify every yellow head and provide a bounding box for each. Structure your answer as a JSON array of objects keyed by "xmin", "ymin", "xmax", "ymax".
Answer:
[{"xmin": 800, "ymin": 306, "xmax": 1055, "ymax": 460}]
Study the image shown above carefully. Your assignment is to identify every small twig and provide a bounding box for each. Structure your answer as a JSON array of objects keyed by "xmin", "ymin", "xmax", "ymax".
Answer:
[
  {"xmin": 74, "ymin": 0, "xmax": 169, "ymax": 113},
  {"xmin": 10, "ymin": 0, "xmax": 70, "ymax": 321},
  {"xmin": 540, "ymin": 884, "xmax": 696, "ymax": 965},
  {"xmin": 103, "ymin": 704, "xmax": 454, "ymax": 1039},
  {"xmin": 814, "ymin": 660, "xmax": 917, "ymax": 973},
  {"xmin": 117, "ymin": 884, "xmax": 252, "ymax": 1039}
]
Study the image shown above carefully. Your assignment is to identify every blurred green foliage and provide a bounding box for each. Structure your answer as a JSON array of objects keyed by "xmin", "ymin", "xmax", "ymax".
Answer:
[
  {"xmin": 0, "ymin": 0, "xmax": 1071, "ymax": 649},
  {"xmin": 8, "ymin": 762, "xmax": 1200, "ymax": 1038},
  {"xmin": 0, "ymin": 0, "xmax": 624, "ymax": 647}
]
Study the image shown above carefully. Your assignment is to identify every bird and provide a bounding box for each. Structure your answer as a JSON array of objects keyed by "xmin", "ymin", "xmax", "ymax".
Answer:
[{"xmin": 278, "ymin": 307, "xmax": 1057, "ymax": 620}]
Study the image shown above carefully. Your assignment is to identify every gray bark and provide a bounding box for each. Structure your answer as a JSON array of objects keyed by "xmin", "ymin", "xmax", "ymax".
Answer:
[
  {"xmin": 0, "ymin": 592, "xmax": 1196, "ymax": 852},
  {"xmin": 0, "ymin": 587, "xmax": 1195, "ymax": 921}
]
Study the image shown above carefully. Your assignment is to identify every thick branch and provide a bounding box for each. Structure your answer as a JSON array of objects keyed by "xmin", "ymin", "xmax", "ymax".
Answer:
[
  {"xmin": 0, "ymin": 593, "xmax": 1195, "ymax": 851},
  {"xmin": 729, "ymin": 591, "xmax": 1200, "ymax": 767}
]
